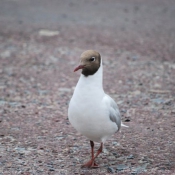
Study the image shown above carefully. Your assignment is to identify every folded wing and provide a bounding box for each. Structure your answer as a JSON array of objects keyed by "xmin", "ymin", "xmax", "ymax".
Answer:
[{"xmin": 104, "ymin": 94, "xmax": 121, "ymax": 131}]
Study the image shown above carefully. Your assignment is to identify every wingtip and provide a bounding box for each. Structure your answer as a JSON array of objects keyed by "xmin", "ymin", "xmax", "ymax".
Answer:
[{"xmin": 121, "ymin": 123, "xmax": 129, "ymax": 127}]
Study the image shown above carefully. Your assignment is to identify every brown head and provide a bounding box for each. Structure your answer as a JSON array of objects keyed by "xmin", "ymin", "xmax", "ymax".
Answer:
[{"xmin": 74, "ymin": 50, "xmax": 101, "ymax": 77}]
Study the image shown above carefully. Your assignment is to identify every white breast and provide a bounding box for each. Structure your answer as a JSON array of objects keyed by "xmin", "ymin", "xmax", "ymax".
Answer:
[{"xmin": 68, "ymin": 63, "xmax": 118, "ymax": 143}]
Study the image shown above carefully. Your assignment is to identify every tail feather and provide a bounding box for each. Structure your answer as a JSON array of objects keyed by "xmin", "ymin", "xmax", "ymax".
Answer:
[{"xmin": 121, "ymin": 123, "xmax": 129, "ymax": 127}]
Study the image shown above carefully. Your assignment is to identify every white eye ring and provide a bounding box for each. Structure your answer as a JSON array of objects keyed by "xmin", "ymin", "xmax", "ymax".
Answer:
[{"xmin": 90, "ymin": 57, "xmax": 95, "ymax": 62}]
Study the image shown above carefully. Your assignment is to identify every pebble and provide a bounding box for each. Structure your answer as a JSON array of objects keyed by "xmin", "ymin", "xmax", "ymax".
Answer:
[
  {"xmin": 116, "ymin": 164, "xmax": 129, "ymax": 171},
  {"xmin": 0, "ymin": 100, "xmax": 6, "ymax": 106},
  {"xmin": 171, "ymin": 110, "xmax": 175, "ymax": 114},
  {"xmin": 108, "ymin": 156, "xmax": 116, "ymax": 161},
  {"xmin": 132, "ymin": 90, "xmax": 141, "ymax": 96},
  {"xmin": 59, "ymin": 88, "xmax": 71, "ymax": 92},
  {"xmin": 49, "ymin": 168, "xmax": 55, "ymax": 171},
  {"xmin": 0, "ymin": 50, "xmax": 11, "ymax": 58},
  {"xmin": 38, "ymin": 90, "xmax": 49, "ymax": 95},
  {"xmin": 164, "ymin": 99, "xmax": 172, "ymax": 105},
  {"xmin": 107, "ymin": 167, "xmax": 115, "ymax": 173},
  {"xmin": 127, "ymin": 154, "xmax": 134, "ymax": 159},
  {"xmin": 124, "ymin": 118, "xmax": 130, "ymax": 122},
  {"xmin": 131, "ymin": 55, "xmax": 139, "ymax": 61},
  {"xmin": 152, "ymin": 98, "xmax": 164, "ymax": 104},
  {"xmin": 39, "ymin": 29, "xmax": 59, "ymax": 36},
  {"xmin": 112, "ymin": 152, "xmax": 118, "ymax": 156},
  {"xmin": 15, "ymin": 147, "xmax": 32, "ymax": 155},
  {"xmin": 112, "ymin": 141, "xmax": 119, "ymax": 146},
  {"xmin": 131, "ymin": 163, "xmax": 148, "ymax": 174}
]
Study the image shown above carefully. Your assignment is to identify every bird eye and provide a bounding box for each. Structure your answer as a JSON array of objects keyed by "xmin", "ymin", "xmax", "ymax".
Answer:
[{"xmin": 89, "ymin": 57, "xmax": 95, "ymax": 62}]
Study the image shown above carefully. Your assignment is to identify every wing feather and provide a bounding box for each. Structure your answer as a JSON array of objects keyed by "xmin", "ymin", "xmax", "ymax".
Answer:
[{"xmin": 104, "ymin": 94, "xmax": 121, "ymax": 131}]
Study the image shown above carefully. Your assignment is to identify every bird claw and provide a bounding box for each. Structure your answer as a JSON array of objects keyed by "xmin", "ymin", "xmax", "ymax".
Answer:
[{"xmin": 81, "ymin": 159, "xmax": 99, "ymax": 168}]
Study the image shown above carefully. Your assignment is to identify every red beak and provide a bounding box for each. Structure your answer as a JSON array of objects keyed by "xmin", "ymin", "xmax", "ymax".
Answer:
[{"xmin": 74, "ymin": 65, "xmax": 85, "ymax": 72}]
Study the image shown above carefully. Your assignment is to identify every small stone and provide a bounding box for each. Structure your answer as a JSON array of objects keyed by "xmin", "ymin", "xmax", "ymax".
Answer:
[
  {"xmin": 37, "ymin": 150, "xmax": 44, "ymax": 155},
  {"xmin": 171, "ymin": 110, "xmax": 175, "ymax": 114},
  {"xmin": 112, "ymin": 141, "xmax": 118, "ymax": 146},
  {"xmin": 38, "ymin": 90, "xmax": 49, "ymax": 95},
  {"xmin": 152, "ymin": 98, "xmax": 164, "ymax": 104},
  {"xmin": 39, "ymin": 29, "xmax": 59, "ymax": 36},
  {"xmin": 149, "ymin": 90, "xmax": 170, "ymax": 94},
  {"xmin": 124, "ymin": 118, "xmax": 130, "ymax": 122},
  {"xmin": 103, "ymin": 148, "xmax": 109, "ymax": 154},
  {"xmin": 120, "ymin": 109, "xmax": 127, "ymax": 113},
  {"xmin": 116, "ymin": 164, "xmax": 129, "ymax": 171},
  {"xmin": 131, "ymin": 163, "xmax": 148, "ymax": 174},
  {"xmin": 59, "ymin": 88, "xmax": 71, "ymax": 92},
  {"xmin": 164, "ymin": 99, "xmax": 172, "ymax": 105},
  {"xmin": 49, "ymin": 168, "xmax": 55, "ymax": 171},
  {"xmin": 0, "ymin": 100, "xmax": 6, "ymax": 106},
  {"xmin": 8, "ymin": 102, "xmax": 21, "ymax": 107},
  {"xmin": 131, "ymin": 55, "xmax": 139, "ymax": 61},
  {"xmin": 132, "ymin": 90, "xmax": 141, "ymax": 96},
  {"xmin": 112, "ymin": 152, "xmax": 118, "ymax": 156},
  {"xmin": 0, "ymin": 50, "xmax": 11, "ymax": 58},
  {"xmin": 15, "ymin": 147, "xmax": 31, "ymax": 155},
  {"xmin": 108, "ymin": 156, "xmax": 116, "ymax": 161},
  {"xmin": 153, "ymin": 83, "xmax": 161, "ymax": 88},
  {"xmin": 127, "ymin": 154, "xmax": 134, "ymax": 159},
  {"xmin": 6, "ymin": 162, "xmax": 12, "ymax": 168},
  {"xmin": 107, "ymin": 167, "xmax": 115, "ymax": 173}
]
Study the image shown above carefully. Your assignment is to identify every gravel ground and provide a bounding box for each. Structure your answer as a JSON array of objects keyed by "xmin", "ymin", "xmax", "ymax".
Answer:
[{"xmin": 0, "ymin": 0, "xmax": 175, "ymax": 174}]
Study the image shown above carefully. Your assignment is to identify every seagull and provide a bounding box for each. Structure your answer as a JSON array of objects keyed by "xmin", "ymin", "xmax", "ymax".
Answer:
[{"xmin": 68, "ymin": 50, "xmax": 127, "ymax": 168}]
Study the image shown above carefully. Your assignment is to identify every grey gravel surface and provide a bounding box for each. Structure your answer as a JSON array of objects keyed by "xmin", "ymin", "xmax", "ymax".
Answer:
[{"xmin": 0, "ymin": 0, "xmax": 175, "ymax": 174}]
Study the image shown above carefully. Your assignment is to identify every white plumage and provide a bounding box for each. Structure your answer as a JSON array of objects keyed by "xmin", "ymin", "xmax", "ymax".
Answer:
[
  {"xmin": 68, "ymin": 50, "xmax": 126, "ymax": 168},
  {"xmin": 68, "ymin": 60, "xmax": 121, "ymax": 143}
]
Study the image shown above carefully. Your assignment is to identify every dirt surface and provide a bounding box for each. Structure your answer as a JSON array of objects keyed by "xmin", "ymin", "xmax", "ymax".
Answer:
[{"xmin": 0, "ymin": 0, "xmax": 175, "ymax": 174}]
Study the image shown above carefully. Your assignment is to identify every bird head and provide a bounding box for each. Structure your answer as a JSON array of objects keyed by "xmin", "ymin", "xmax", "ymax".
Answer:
[{"xmin": 74, "ymin": 50, "xmax": 101, "ymax": 76}]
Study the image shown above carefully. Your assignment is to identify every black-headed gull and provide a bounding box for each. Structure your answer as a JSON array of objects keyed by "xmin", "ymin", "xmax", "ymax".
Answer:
[{"xmin": 68, "ymin": 50, "xmax": 127, "ymax": 168}]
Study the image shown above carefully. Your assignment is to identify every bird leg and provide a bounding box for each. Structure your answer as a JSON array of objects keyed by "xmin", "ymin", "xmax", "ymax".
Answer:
[
  {"xmin": 94, "ymin": 142, "xmax": 103, "ymax": 160},
  {"xmin": 81, "ymin": 140, "xmax": 98, "ymax": 168},
  {"xmin": 81, "ymin": 141, "xmax": 103, "ymax": 168}
]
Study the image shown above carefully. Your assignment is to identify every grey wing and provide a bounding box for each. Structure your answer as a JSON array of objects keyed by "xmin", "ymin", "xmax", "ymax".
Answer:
[{"xmin": 107, "ymin": 95, "xmax": 121, "ymax": 131}]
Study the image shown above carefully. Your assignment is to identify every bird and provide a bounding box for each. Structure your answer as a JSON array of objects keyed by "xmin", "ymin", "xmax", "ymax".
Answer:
[{"xmin": 68, "ymin": 50, "xmax": 127, "ymax": 168}]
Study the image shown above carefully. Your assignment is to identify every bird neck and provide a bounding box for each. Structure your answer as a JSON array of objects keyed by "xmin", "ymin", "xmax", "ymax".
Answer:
[{"xmin": 78, "ymin": 62, "xmax": 104, "ymax": 91}]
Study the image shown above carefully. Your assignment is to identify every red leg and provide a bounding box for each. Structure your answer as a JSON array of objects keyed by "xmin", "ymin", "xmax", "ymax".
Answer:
[
  {"xmin": 90, "ymin": 140, "xmax": 94, "ymax": 158},
  {"xmin": 94, "ymin": 143, "xmax": 103, "ymax": 159},
  {"xmin": 81, "ymin": 141, "xmax": 98, "ymax": 168},
  {"xmin": 81, "ymin": 142, "xmax": 103, "ymax": 168}
]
